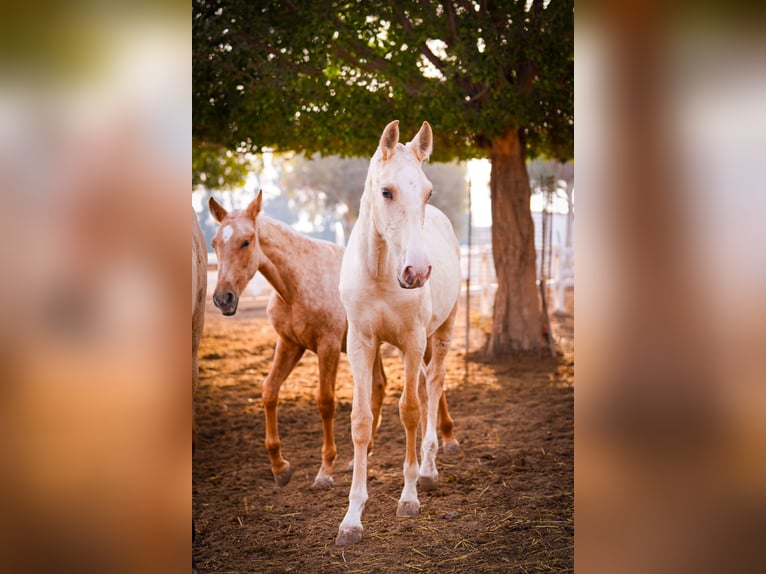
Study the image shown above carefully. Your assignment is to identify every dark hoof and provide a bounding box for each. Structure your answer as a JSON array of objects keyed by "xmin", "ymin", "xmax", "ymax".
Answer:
[
  {"xmin": 335, "ymin": 526, "xmax": 363, "ymax": 546},
  {"xmin": 418, "ymin": 474, "xmax": 439, "ymax": 492},
  {"xmin": 397, "ymin": 500, "xmax": 420, "ymax": 517},
  {"xmin": 312, "ymin": 475, "xmax": 334, "ymax": 489},
  {"xmin": 273, "ymin": 463, "xmax": 293, "ymax": 487},
  {"xmin": 442, "ymin": 439, "xmax": 461, "ymax": 456}
]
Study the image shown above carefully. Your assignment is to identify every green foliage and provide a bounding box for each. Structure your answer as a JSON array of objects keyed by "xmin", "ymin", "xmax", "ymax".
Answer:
[
  {"xmin": 192, "ymin": 143, "xmax": 254, "ymax": 190},
  {"xmin": 193, "ymin": 0, "xmax": 573, "ymax": 163}
]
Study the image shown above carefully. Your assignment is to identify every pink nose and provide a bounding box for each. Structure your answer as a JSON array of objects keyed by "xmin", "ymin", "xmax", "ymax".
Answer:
[{"xmin": 398, "ymin": 265, "xmax": 432, "ymax": 289}]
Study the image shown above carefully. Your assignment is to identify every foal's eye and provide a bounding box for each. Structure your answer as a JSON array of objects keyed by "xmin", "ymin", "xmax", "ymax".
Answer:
[
  {"xmin": 241, "ymin": 240, "xmax": 250, "ymax": 249},
  {"xmin": 427, "ymin": 190, "xmax": 433, "ymax": 202},
  {"xmin": 381, "ymin": 187, "xmax": 393, "ymax": 199}
]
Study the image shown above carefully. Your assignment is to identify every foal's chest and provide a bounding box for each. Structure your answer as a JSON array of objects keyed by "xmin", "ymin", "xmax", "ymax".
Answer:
[{"xmin": 359, "ymin": 291, "xmax": 431, "ymax": 346}]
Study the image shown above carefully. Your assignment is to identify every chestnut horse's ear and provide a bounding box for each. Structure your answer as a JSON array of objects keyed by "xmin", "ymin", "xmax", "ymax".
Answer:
[
  {"xmin": 209, "ymin": 196, "xmax": 228, "ymax": 223},
  {"xmin": 409, "ymin": 121, "xmax": 433, "ymax": 162},
  {"xmin": 379, "ymin": 120, "xmax": 400, "ymax": 161},
  {"xmin": 246, "ymin": 189, "xmax": 263, "ymax": 222}
]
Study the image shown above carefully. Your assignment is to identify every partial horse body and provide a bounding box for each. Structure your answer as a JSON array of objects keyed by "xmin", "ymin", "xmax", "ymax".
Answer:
[
  {"xmin": 208, "ymin": 192, "xmax": 456, "ymax": 488},
  {"xmin": 192, "ymin": 207, "xmax": 207, "ymax": 449},
  {"xmin": 336, "ymin": 121, "xmax": 462, "ymax": 545},
  {"xmin": 192, "ymin": 207, "xmax": 207, "ymax": 574}
]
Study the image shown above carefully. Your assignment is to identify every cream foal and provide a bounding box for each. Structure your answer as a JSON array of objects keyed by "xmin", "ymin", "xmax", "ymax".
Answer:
[{"xmin": 336, "ymin": 121, "xmax": 462, "ymax": 545}]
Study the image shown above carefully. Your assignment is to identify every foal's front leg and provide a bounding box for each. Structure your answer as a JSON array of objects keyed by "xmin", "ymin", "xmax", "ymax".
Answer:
[
  {"xmin": 336, "ymin": 325, "xmax": 377, "ymax": 546},
  {"xmin": 397, "ymin": 330, "xmax": 427, "ymax": 517}
]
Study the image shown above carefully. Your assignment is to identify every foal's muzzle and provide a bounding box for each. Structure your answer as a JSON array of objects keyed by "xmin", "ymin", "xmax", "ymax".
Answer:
[
  {"xmin": 213, "ymin": 290, "xmax": 239, "ymax": 316},
  {"xmin": 397, "ymin": 265, "xmax": 432, "ymax": 289}
]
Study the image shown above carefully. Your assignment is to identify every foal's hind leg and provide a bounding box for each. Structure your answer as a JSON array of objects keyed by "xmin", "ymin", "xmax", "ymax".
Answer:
[
  {"xmin": 313, "ymin": 344, "xmax": 341, "ymax": 488},
  {"xmin": 369, "ymin": 347, "xmax": 387, "ymax": 454},
  {"xmin": 419, "ymin": 344, "xmax": 460, "ymax": 456},
  {"xmin": 263, "ymin": 337, "xmax": 305, "ymax": 487},
  {"xmin": 419, "ymin": 303, "xmax": 458, "ymax": 491},
  {"xmin": 438, "ymin": 392, "xmax": 461, "ymax": 455}
]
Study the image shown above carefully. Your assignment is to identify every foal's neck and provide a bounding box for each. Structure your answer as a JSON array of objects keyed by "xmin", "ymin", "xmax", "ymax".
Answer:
[
  {"xmin": 256, "ymin": 216, "xmax": 308, "ymax": 305},
  {"xmin": 358, "ymin": 200, "xmax": 395, "ymax": 281}
]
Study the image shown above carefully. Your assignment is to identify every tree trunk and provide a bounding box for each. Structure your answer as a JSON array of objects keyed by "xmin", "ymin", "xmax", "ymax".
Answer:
[{"xmin": 485, "ymin": 129, "xmax": 542, "ymax": 356}]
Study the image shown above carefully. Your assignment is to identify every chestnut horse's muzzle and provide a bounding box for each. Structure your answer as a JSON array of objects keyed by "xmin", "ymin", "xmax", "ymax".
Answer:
[{"xmin": 213, "ymin": 289, "xmax": 239, "ymax": 315}]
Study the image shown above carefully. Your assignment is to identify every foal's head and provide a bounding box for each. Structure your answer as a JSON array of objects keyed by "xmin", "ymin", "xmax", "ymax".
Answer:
[
  {"xmin": 208, "ymin": 191, "xmax": 263, "ymax": 315},
  {"xmin": 367, "ymin": 120, "xmax": 434, "ymax": 289}
]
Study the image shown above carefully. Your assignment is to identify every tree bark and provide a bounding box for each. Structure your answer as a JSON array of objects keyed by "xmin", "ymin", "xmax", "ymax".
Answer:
[{"xmin": 485, "ymin": 129, "xmax": 542, "ymax": 356}]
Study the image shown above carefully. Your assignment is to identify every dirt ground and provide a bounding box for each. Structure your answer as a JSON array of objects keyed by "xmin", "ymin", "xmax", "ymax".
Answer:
[{"xmin": 193, "ymin": 286, "xmax": 573, "ymax": 573}]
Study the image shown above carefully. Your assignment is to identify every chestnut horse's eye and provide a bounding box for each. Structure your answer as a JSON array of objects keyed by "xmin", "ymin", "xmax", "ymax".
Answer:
[
  {"xmin": 381, "ymin": 187, "xmax": 393, "ymax": 199},
  {"xmin": 241, "ymin": 240, "xmax": 250, "ymax": 249}
]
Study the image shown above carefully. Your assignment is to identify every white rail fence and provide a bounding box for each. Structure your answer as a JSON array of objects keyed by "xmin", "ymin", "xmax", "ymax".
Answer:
[{"xmin": 460, "ymin": 244, "xmax": 574, "ymax": 316}]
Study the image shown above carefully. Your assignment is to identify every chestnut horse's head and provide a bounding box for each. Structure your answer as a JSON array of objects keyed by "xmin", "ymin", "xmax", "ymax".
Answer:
[
  {"xmin": 366, "ymin": 120, "xmax": 434, "ymax": 289},
  {"xmin": 208, "ymin": 190, "xmax": 263, "ymax": 316}
]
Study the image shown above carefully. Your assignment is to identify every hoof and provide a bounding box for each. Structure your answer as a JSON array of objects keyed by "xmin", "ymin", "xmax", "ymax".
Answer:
[
  {"xmin": 397, "ymin": 500, "xmax": 420, "ymax": 518},
  {"xmin": 418, "ymin": 474, "xmax": 439, "ymax": 492},
  {"xmin": 273, "ymin": 463, "xmax": 293, "ymax": 487},
  {"xmin": 442, "ymin": 439, "xmax": 461, "ymax": 456},
  {"xmin": 335, "ymin": 526, "xmax": 363, "ymax": 546},
  {"xmin": 312, "ymin": 475, "xmax": 334, "ymax": 489}
]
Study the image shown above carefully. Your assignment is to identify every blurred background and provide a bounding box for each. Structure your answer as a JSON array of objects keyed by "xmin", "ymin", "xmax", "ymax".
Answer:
[
  {"xmin": 0, "ymin": 2, "xmax": 189, "ymax": 573},
  {"xmin": 576, "ymin": 2, "xmax": 766, "ymax": 572}
]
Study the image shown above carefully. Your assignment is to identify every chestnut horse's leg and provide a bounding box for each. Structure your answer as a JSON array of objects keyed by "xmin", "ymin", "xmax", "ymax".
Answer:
[
  {"xmin": 263, "ymin": 336, "xmax": 305, "ymax": 487},
  {"xmin": 336, "ymin": 325, "xmax": 377, "ymax": 546},
  {"xmin": 313, "ymin": 344, "xmax": 340, "ymax": 488},
  {"xmin": 419, "ymin": 302, "xmax": 458, "ymax": 491}
]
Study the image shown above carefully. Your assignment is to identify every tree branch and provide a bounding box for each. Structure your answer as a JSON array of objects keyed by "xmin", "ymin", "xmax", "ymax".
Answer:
[
  {"xmin": 390, "ymin": 1, "xmax": 449, "ymax": 78},
  {"xmin": 330, "ymin": 43, "xmax": 388, "ymax": 76},
  {"xmin": 241, "ymin": 32, "xmax": 323, "ymax": 78},
  {"xmin": 329, "ymin": 14, "xmax": 427, "ymax": 95},
  {"xmin": 467, "ymin": 83, "xmax": 490, "ymax": 103},
  {"xmin": 441, "ymin": 1, "xmax": 459, "ymax": 45}
]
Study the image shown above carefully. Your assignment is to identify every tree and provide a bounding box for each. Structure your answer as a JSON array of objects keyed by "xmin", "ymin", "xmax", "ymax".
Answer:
[
  {"xmin": 193, "ymin": 0, "xmax": 573, "ymax": 356},
  {"xmin": 280, "ymin": 154, "xmax": 467, "ymax": 241},
  {"xmin": 192, "ymin": 143, "xmax": 255, "ymax": 190}
]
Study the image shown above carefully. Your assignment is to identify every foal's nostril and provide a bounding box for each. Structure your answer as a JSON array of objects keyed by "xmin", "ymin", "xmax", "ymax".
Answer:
[
  {"xmin": 404, "ymin": 266, "xmax": 414, "ymax": 286},
  {"xmin": 213, "ymin": 291, "xmax": 235, "ymax": 309}
]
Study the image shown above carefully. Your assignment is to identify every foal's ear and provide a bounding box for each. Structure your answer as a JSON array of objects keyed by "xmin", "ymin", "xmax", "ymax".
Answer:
[
  {"xmin": 246, "ymin": 189, "xmax": 263, "ymax": 222},
  {"xmin": 409, "ymin": 121, "xmax": 433, "ymax": 162},
  {"xmin": 209, "ymin": 196, "xmax": 228, "ymax": 223},
  {"xmin": 379, "ymin": 120, "xmax": 400, "ymax": 160}
]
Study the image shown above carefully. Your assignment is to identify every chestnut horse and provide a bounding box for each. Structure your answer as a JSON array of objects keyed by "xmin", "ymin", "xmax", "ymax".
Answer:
[
  {"xmin": 208, "ymin": 192, "xmax": 458, "ymax": 488},
  {"xmin": 336, "ymin": 121, "xmax": 462, "ymax": 545}
]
